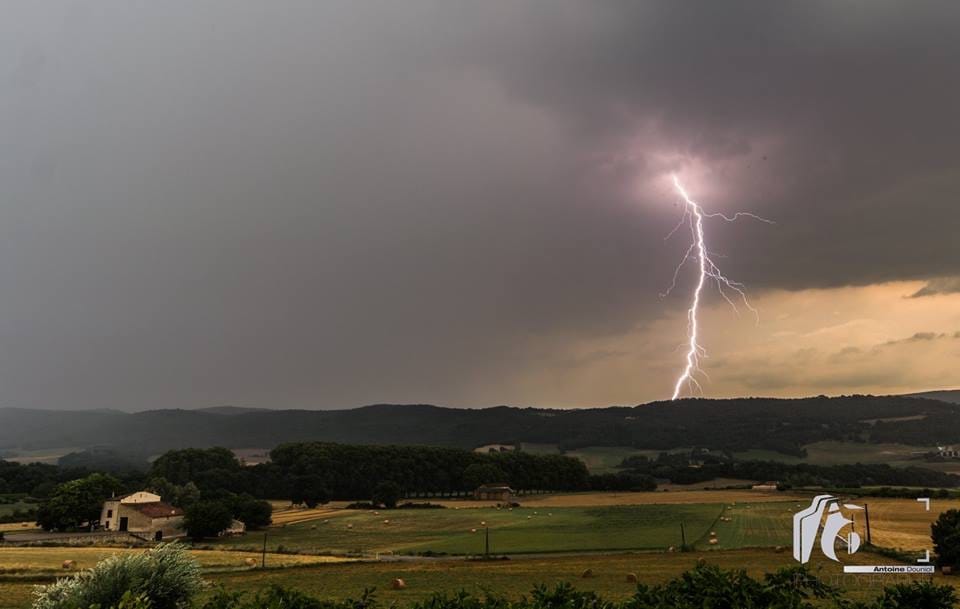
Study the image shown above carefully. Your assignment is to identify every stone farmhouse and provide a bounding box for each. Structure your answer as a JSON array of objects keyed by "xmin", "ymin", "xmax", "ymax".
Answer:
[{"xmin": 100, "ymin": 491, "xmax": 184, "ymax": 541}]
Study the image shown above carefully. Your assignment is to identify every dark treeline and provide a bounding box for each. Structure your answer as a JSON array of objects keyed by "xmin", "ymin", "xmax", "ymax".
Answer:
[
  {"xmin": 0, "ymin": 442, "xmax": 592, "ymax": 506},
  {"xmin": 151, "ymin": 443, "xmax": 590, "ymax": 502},
  {"xmin": 0, "ymin": 459, "xmax": 143, "ymax": 497},
  {"xmin": 620, "ymin": 452, "xmax": 960, "ymax": 488}
]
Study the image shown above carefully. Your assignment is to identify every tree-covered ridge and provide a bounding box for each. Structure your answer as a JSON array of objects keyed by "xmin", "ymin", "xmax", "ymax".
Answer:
[
  {"xmin": 620, "ymin": 451, "xmax": 960, "ymax": 488},
  {"xmin": 3, "ymin": 395, "xmax": 959, "ymax": 457}
]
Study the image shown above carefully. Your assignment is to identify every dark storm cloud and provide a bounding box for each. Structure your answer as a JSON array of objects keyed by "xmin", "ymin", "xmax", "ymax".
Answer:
[
  {"xmin": 910, "ymin": 277, "xmax": 960, "ymax": 298},
  {"xmin": 880, "ymin": 331, "xmax": 959, "ymax": 347},
  {"xmin": 0, "ymin": 2, "xmax": 957, "ymax": 409}
]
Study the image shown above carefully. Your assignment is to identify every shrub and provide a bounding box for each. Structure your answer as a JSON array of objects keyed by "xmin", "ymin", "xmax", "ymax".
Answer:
[
  {"xmin": 183, "ymin": 500, "xmax": 233, "ymax": 540},
  {"xmin": 868, "ymin": 579, "xmax": 956, "ymax": 609},
  {"xmin": 932, "ymin": 509, "xmax": 960, "ymax": 569},
  {"xmin": 32, "ymin": 543, "xmax": 203, "ymax": 609},
  {"xmin": 231, "ymin": 496, "xmax": 272, "ymax": 530},
  {"xmin": 371, "ymin": 481, "xmax": 401, "ymax": 509},
  {"xmin": 171, "ymin": 569, "xmax": 960, "ymax": 609},
  {"xmin": 200, "ymin": 585, "xmax": 376, "ymax": 609}
]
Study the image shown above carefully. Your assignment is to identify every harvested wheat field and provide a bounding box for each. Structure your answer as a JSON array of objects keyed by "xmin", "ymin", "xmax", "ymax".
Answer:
[
  {"xmin": 864, "ymin": 497, "xmax": 960, "ymax": 551},
  {"xmin": 0, "ymin": 522, "xmax": 39, "ymax": 533},
  {"xmin": 0, "ymin": 546, "xmax": 351, "ymax": 576},
  {"xmin": 269, "ymin": 503, "xmax": 345, "ymax": 526}
]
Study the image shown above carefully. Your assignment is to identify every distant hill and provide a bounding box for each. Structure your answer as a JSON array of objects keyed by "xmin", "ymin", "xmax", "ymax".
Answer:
[
  {"xmin": 907, "ymin": 389, "xmax": 960, "ymax": 404},
  {"xmin": 192, "ymin": 406, "xmax": 272, "ymax": 416},
  {"xmin": 3, "ymin": 395, "xmax": 960, "ymax": 457}
]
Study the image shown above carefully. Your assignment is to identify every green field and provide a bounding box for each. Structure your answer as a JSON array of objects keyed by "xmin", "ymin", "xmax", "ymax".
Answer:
[
  {"xmin": 519, "ymin": 444, "xmax": 689, "ymax": 474},
  {"xmin": 733, "ymin": 441, "xmax": 930, "ymax": 467},
  {"xmin": 213, "ymin": 504, "xmax": 724, "ymax": 555},
  {"xmin": 0, "ymin": 500, "xmax": 33, "ymax": 518},
  {"xmin": 561, "ymin": 447, "xmax": 661, "ymax": 474},
  {"xmin": 705, "ymin": 501, "xmax": 796, "ymax": 550}
]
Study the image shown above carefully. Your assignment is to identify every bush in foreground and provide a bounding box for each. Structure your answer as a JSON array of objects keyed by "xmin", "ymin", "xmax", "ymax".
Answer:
[
  {"xmin": 933, "ymin": 509, "xmax": 960, "ymax": 569},
  {"xmin": 197, "ymin": 564, "xmax": 956, "ymax": 609},
  {"xmin": 32, "ymin": 543, "xmax": 203, "ymax": 609}
]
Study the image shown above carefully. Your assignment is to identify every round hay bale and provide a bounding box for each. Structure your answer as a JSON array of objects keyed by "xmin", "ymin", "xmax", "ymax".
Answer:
[
  {"xmin": 625, "ymin": 572, "xmax": 638, "ymax": 583},
  {"xmin": 347, "ymin": 523, "xmax": 354, "ymax": 529},
  {"xmin": 774, "ymin": 546, "xmax": 784, "ymax": 553},
  {"xmin": 526, "ymin": 516, "xmax": 532, "ymax": 519},
  {"xmin": 62, "ymin": 560, "xmax": 76, "ymax": 570},
  {"xmin": 470, "ymin": 528, "xmax": 477, "ymax": 533},
  {"xmin": 581, "ymin": 568, "xmax": 594, "ymax": 579},
  {"xmin": 244, "ymin": 557, "xmax": 258, "ymax": 567},
  {"xmin": 710, "ymin": 531, "xmax": 716, "ymax": 536},
  {"xmin": 480, "ymin": 521, "xmax": 486, "ymax": 526},
  {"xmin": 667, "ymin": 546, "xmax": 676, "ymax": 553},
  {"xmin": 708, "ymin": 538, "xmax": 719, "ymax": 545},
  {"xmin": 310, "ymin": 525, "xmax": 317, "ymax": 530},
  {"xmin": 374, "ymin": 511, "xmax": 380, "ymax": 515},
  {"xmin": 392, "ymin": 578, "xmax": 406, "ymax": 590},
  {"xmin": 383, "ymin": 519, "xmax": 390, "ymax": 524}
]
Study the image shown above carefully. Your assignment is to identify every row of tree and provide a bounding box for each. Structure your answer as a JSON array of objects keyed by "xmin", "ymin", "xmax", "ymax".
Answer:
[{"xmin": 150, "ymin": 443, "xmax": 591, "ymax": 502}]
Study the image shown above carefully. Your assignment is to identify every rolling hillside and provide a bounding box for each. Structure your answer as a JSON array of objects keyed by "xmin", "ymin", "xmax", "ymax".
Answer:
[
  {"xmin": 908, "ymin": 389, "xmax": 960, "ymax": 404},
  {"xmin": 2, "ymin": 395, "xmax": 960, "ymax": 457}
]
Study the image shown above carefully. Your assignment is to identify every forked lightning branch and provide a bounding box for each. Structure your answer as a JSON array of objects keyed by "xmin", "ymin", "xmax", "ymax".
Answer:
[{"xmin": 665, "ymin": 176, "xmax": 773, "ymax": 399}]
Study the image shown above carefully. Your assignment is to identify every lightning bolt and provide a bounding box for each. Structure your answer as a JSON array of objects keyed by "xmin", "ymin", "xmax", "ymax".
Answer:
[{"xmin": 665, "ymin": 175, "xmax": 773, "ymax": 400}]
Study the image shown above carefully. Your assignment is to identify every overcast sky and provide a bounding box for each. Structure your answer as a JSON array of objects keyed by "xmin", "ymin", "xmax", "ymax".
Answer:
[{"xmin": 1, "ymin": 1, "xmax": 958, "ymax": 411}]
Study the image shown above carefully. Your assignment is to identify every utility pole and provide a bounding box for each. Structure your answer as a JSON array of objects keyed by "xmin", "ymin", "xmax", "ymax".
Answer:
[
  {"xmin": 484, "ymin": 525, "xmax": 490, "ymax": 558},
  {"xmin": 680, "ymin": 522, "xmax": 687, "ymax": 551},
  {"xmin": 863, "ymin": 503, "xmax": 872, "ymax": 545},
  {"xmin": 261, "ymin": 532, "xmax": 267, "ymax": 568}
]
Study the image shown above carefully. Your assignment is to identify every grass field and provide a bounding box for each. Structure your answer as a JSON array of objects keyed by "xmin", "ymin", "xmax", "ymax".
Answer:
[
  {"xmin": 0, "ymin": 547, "xmax": 923, "ymax": 609},
  {"xmin": 507, "ymin": 489, "xmax": 803, "ymax": 507},
  {"xmin": 706, "ymin": 501, "xmax": 796, "ymax": 550},
  {"xmin": 1, "ymin": 492, "xmax": 955, "ymax": 608},
  {"xmin": 214, "ymin": 504, "xmax": 724, "ymax": 555},
  {"xmin": 201, "ymin": 548, "xmax": 902, "ymax": 603},
  {"xmin": 733, "ymin": 441, "xmax": 932, "ymax": 467},
  {"xmin": 0, "ymin": 448, "xmax": 80, "ymax": 466},
  {"xmin": 0, "ymin": 501, "xmax": 34, "ymax": 517}
]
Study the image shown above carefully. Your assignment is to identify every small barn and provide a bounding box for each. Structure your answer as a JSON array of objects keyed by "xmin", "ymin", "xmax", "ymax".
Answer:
[
  {"xmin": 219, "ymin": 519, "xmax": 246, "ymax": 536},
  {"xmin": 473, "ymin": 484, "xmax": 514, "ymax": 502},
  {"xmin": 751, "ymin": 482, "xmax": 779, "ymax": 491}
]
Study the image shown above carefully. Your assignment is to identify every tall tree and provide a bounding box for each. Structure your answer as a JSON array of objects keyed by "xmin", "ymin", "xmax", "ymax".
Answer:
[{"xmin": 36, "ymin": 473, "xmax": 122, "ymax": 531}]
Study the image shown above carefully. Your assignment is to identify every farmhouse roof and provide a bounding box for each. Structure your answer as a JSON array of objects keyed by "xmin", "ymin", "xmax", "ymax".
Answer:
[
  {"xmin": 130, "ymin": 502, "xmax": 183, "ymax": 519},
  {"xmin": 476, "ymin": 484, "xmax": 513, "ymax": 491}
]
